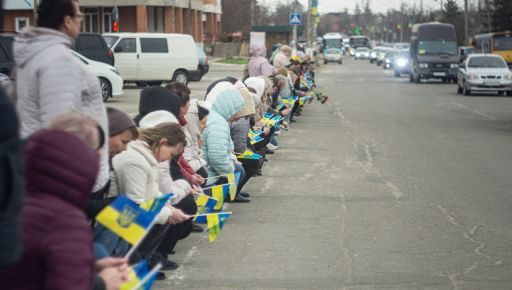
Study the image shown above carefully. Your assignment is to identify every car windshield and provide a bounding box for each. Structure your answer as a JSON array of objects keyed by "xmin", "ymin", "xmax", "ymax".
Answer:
[
  {"xmin": 103, "ymin": 36, "xmax": 119, "ymax": 48},
  {"xmin": 385, "ymin": 51, "xmax": 398, "ymax": 57},
  {"xmin": 357, "ymin": 48, "xmax": 368, "ymax": 52},
  {"xmin": 468, "ymin": 56, "xmax": 507, "ymax": 68},
  {"xmin": 493, "ymin": 35, "xmax": 512, "ymax": 51},
  {"xmin": 325, "ymin": 48, "xmax": 341, "ymax": 53},
  {"xmin": 418, "ymin": 40, "xmax": 458, "ymax": 55}
]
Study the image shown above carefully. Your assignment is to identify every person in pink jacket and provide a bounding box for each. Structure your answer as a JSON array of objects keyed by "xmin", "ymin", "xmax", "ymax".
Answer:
[{"xmin": 248, "ymin": 43, "xmax": 275, "ymax": 77}]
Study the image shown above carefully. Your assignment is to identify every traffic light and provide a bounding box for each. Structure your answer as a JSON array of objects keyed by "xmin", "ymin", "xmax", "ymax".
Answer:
[{"xmin": 113, "ymin": 21, "xmax": 119, "ymax": 32}]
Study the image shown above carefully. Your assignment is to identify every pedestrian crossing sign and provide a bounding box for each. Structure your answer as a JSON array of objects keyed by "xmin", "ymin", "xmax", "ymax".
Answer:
[{"xmin": 290, "ymin": 13, "xmax": 302, "ymax": 26}]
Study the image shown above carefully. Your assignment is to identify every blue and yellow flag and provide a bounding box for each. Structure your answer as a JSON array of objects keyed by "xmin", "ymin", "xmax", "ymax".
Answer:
[
  {"xmin": 95, "ymin": 194, "xmax": 173, "ymax": 245},
  {"xmin": 193, "ymin": 193, "xmax": 218, "ymax": 222},
  {"xmin": 202, "ymin": 183, "xmax": 230, "ymax": 210},
  {"xmin": 226, "ymin": 172, "xmax": 241, "ymax": 201},
  {"xmin": 120, "ymin": 260, "xmax": 158, "ymax": 290},
  {"xmin": 249, "ymin": 135, "xmax": 264, "ymax": 145},
  {"xmin": 206, "ymin": 212, "xmax": 232, "ymax": 242},
  {"xmin": 248, "ymin": 129, "xmax": 264, "ymax": 139},
  {"xmin": 237, "ymin": 149, "xmax": 262, "ymax": 160}
]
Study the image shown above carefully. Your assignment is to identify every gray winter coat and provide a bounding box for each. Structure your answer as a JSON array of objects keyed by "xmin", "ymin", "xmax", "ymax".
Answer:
[
  {"xmin": 230, "ymin": 117, "xmax": 250, "ymax": 154},
  {"xmin": 13, "ymin": 27, "xmax": 109, "ymax": 192}
]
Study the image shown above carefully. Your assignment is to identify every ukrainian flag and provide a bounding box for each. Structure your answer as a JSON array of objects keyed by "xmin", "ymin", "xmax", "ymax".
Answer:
[
  {"xmin": 206, "ymin": 212, "xmax": 232, "ymax": 242},
  {"xmin": 248, "ymin": 129, "xmax": 264, "ymax": 139},
  {"xmin": 249, "ymin": 135, "xmax": 264, "ymax": 145},
  {"xmin": 193, "ymin": 193, "xmax": 218, "ymax": 223},
  {"xmin": 237, "ymin": 149, "xmax": 262, "ymax": 160},
  {"xmin": 227, "ymin": 172, "xmax": 241, "ymax": 201},
  {"xmin": 202, "ymin": 184, "xmax": 230, "ymax": 210},
  {"xmin": 120, "ymin": 260, "xmax": 157, "ymax": 290},
  {"xmin": 95, "ymin": 194, "xmax": 172, "ymax": 245}
]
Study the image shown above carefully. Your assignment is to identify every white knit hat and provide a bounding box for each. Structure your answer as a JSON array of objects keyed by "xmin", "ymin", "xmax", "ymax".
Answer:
[{"xmin": 139, "ymin": 110, "xmax": 178, "ymax": 129}]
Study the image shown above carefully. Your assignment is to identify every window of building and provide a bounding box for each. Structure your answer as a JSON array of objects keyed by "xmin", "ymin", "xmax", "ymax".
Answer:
[
  {"xmin": 140, "ymin": 38, "xmax": 168, "ymax": 53},
  {"xmin": 147, "ymin": 7, "xmax": 164, "ymax": 32},
  {"xmin": 116, "ymin": 38, "xmax": 136, "ymax": 53},
  {"xmin": 103, "ymin": 8, "xmax": 113, "ymax": 33},
  {"xmin": 82, "ymin": 8, "xmax": 99, "ymax": 33},
  {"xmin": 15, "ymin": 17, "xmax": 30, "ymax": 32}
]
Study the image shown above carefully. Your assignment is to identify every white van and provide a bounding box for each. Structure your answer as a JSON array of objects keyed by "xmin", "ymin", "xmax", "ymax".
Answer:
[{"xmin": 102, "ymin": 33, "xmax": 198, "ymax": 85}]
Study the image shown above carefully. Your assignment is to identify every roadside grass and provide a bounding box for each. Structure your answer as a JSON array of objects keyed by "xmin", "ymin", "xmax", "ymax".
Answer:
[{"xmin": 216, "ymin": 57, "xmax": 249, "ymax": 65}]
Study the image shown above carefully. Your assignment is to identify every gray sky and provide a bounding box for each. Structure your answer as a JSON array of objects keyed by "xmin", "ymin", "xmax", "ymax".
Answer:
[{"xmin": 266, "ymin": 0, "xmax": 465, "ymax": 14}]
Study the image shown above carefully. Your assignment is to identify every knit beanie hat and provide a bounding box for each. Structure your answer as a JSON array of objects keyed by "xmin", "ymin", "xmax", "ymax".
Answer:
[
  {"xmin": 107, "ymin": 107, "xmax": 136, "ymax": 136},
  {"xmin": 235, "ymin": 88, "xmax": 256, "ymax": 118},
  {"xmin": 139, "ymin": 110, "xmax": 179, "ymax": 129},
  {"xmin": 133, "ymin": 86, "xmax": 181, "ymax": 126}
]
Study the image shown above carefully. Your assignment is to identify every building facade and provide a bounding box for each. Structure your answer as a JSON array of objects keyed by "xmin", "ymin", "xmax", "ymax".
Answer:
[{"xmin": 3, "ymin": 0, "xmax": 222, "ymax": 44}]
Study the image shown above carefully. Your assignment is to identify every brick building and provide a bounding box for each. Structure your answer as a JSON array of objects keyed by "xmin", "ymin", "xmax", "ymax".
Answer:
[{"xmin": 2, "ymin": 0, "xmax": 222, "ymax": 44}]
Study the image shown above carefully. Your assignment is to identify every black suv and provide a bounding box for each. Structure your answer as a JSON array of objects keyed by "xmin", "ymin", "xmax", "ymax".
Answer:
[
  {"xmin": 72, "ymin": 33, "xmax": 114, "ymax": 66},
  {"xmin": 0, "ymin": 34, "xmax": 15, "ymax": 76}
]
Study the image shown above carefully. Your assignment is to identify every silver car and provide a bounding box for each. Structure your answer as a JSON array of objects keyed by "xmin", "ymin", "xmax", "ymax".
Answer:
[
  {"xmin": 355, "ymin": 47, "xmax": 370, "ymax": 60},
  {"xmin": 323, "ymin": 47, "xmax": 343, "ymax": 64},
  {"xmin": 457, "ymin": 54, "xmax": 512, "ymax": 96}
]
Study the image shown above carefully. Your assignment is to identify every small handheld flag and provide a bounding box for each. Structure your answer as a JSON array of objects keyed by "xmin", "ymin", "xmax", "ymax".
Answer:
[
  {"xmin": 237, "ymin": 150, "xmax": 262, "ymax": 160},
  {"xmin": 226, "ymin": 171, "xmax": 241, "ymax": 201},
  {"xmin": 206, "ymin": 212, "xmax": 232, "ymax": 242},
  {"xmin": 249, "ymin": 135, "xmax": 264, "ymax": 145},
  {"xmin": 202, "ymin": 183, "xmax": 230, "ymax": 210},
  {"xmin": 95, "ymin": 194, "xmax": 172, "ymax": 246},
  {"xmin": 193, "ymin": 193, "xmax": 218, "ymax": 221},
  {"xmin": 120, "ymin": 260, "xmax": 161, "ymax": 290}
]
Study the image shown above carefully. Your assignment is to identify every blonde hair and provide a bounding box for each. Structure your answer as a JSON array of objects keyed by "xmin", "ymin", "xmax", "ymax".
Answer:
[
  {"xmin": 47, "ymin": 111, "xmax": 101, "ymax": 150},
  {"xmin": 138, "ymin": 122, "xmax": 186, "ymax": 152}
]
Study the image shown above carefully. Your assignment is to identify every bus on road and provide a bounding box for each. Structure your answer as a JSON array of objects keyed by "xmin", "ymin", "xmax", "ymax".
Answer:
[{"xmin": 472, "ymin": 32, "xmax": 512, "ymax": 66}]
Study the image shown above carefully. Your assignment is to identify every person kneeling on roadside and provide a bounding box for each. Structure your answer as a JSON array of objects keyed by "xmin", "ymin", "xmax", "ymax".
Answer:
[{"xmin": 109, "ymin": 122, "xmax": 191, "ymax": 280}]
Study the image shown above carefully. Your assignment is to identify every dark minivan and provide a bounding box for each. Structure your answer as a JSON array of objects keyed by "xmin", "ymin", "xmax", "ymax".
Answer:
[
  {"xmin": 72, "ymin": 33, "xmax": 114, "ymax": 66},
  {"xmin": 409, "ymin": 22, "xmax": 459, "ymax": 83}
]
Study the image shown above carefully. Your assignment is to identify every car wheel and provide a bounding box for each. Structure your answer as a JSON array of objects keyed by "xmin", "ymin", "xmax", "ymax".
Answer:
[
  {"xmin": 172, "ymin": 70, "xmax": 188, "ymax": 84},
  {"xmin": 415, "ymin": 75, "xmax": 421, "ymax": 83},
  {"xmin": 99, "ymin": 78, "xmax": 111, "ymax": 102},
  {"xmin": 338, "ymin": 60, "xmax": 342, "ymax": 64},
  {"xmin": 324, "ymin": 60, "xmax": 327, "ymax": 64},
  {"xmin": 409, "ymin": 74, "xmax": 414, "ymax": 83},
  {"xmin": 507, "ymin": 91, "xmax": 512, "ymax": 97},
  {"xmin": 457, "ymin": 85, "xmax": 463, "ymax": 94}
]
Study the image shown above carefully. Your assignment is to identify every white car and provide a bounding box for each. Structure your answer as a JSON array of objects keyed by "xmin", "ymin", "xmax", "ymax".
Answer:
[
  {"xmin": 71, "ymin": 50, "xmax": 124, "ymax": 101},
  {"xmin": 354, "ymin": 47, "xmax": 370, "ymax": 60},
  {"xmin": 457, "ymin": 54, "xmax": 512, "ymax": 96}
]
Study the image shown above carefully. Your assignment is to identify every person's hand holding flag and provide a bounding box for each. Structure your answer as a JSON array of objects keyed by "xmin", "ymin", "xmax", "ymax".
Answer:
[
  {"xmin": 167, "ymin": 207, "xmax": 193, "ymax": 225},
  {"xmin": 96, "ymin": 257, "xmax": 130, "ymax": 290}
]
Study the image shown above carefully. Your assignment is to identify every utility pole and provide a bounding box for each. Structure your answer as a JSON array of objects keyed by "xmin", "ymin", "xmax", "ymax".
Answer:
[
  {"xmin": 464, "ymin": 0, "xmax": 468, "ymax": 45},
  {"xmin": 485, "ymin": 0, "xmax": 491, "ymax": 33},
  {"xmin": 307, "ymin": 0, "xmax": 312, "ymax": 48},
  {"xmin": 292, "ymin": 0, "xmax": 298, "ymax": 55}
]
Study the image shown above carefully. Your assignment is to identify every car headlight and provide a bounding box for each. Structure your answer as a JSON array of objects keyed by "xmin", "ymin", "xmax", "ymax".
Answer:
[
  {"xmin": 385, "ymin": 59, "xmax": 391, "ymax": 63},
  {"xmin": 503, "ymin": 73, "xmax": 512, "ymax": 80},
  {"xmin": 418, "ymin": 63, "xmax": 428, "ymax": 68},
  {"xmin": 396, "ymin": 59, "xmax": 408, "ymax": 67},
  {"xmin": 467, "ymin": 73, "xmax": 479, "ymax": 80},
  {"xmin": 450, "ymin": 63, "xmax": 459, "ymax": 68},
  {"xmin": 110, "ymin": 68, "xmax": 120, "ymax": 76}
]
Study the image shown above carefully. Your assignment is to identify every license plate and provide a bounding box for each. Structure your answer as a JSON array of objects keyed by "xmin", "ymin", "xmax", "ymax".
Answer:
[
  {"xmin": 484, "ymin": 81, "xmax": 499, "ymax": 86},
  {"xmin": 433, "ymin": 72, "xmax": 446, "ymax": 76}
]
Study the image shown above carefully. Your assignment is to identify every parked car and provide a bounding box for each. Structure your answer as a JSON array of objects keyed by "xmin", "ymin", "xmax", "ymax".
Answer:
[
  {"xmin": 323, "ymin": 47, "xmax": 343, "ymax": 64},
  {"xmin": 189, "ymin": 44, "xmax": 209, "ymax": 82},
  {"xmin": 72, "ymin": 33, "xmax": 114, "ymax": 66},
  {"xmin": 457, "ymin": 54, "xmax": 512, "ymax": 96},
  {"xmin": 354, "ymin": 47, "xmax": 370, "ymax": 60},
  {"xmin": 70, "ymin": 50, "xmax": 123, "ymax": 101},
  {"xmin": 103, "ymin": 33, "xmax": 198, "ymax": 85},
  {"xmin": 393, "ymin": 50, "xmax": 411, "ymax": 77},
  {"xmin": 0, "ymin": 34, "xmax": 15, "ymax": 75}
]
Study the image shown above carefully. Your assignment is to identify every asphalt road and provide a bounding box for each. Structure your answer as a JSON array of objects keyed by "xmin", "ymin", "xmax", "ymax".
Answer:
[{"xmin": 112, "ymin": 58, "xmax": 512, "ymax": 289}]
